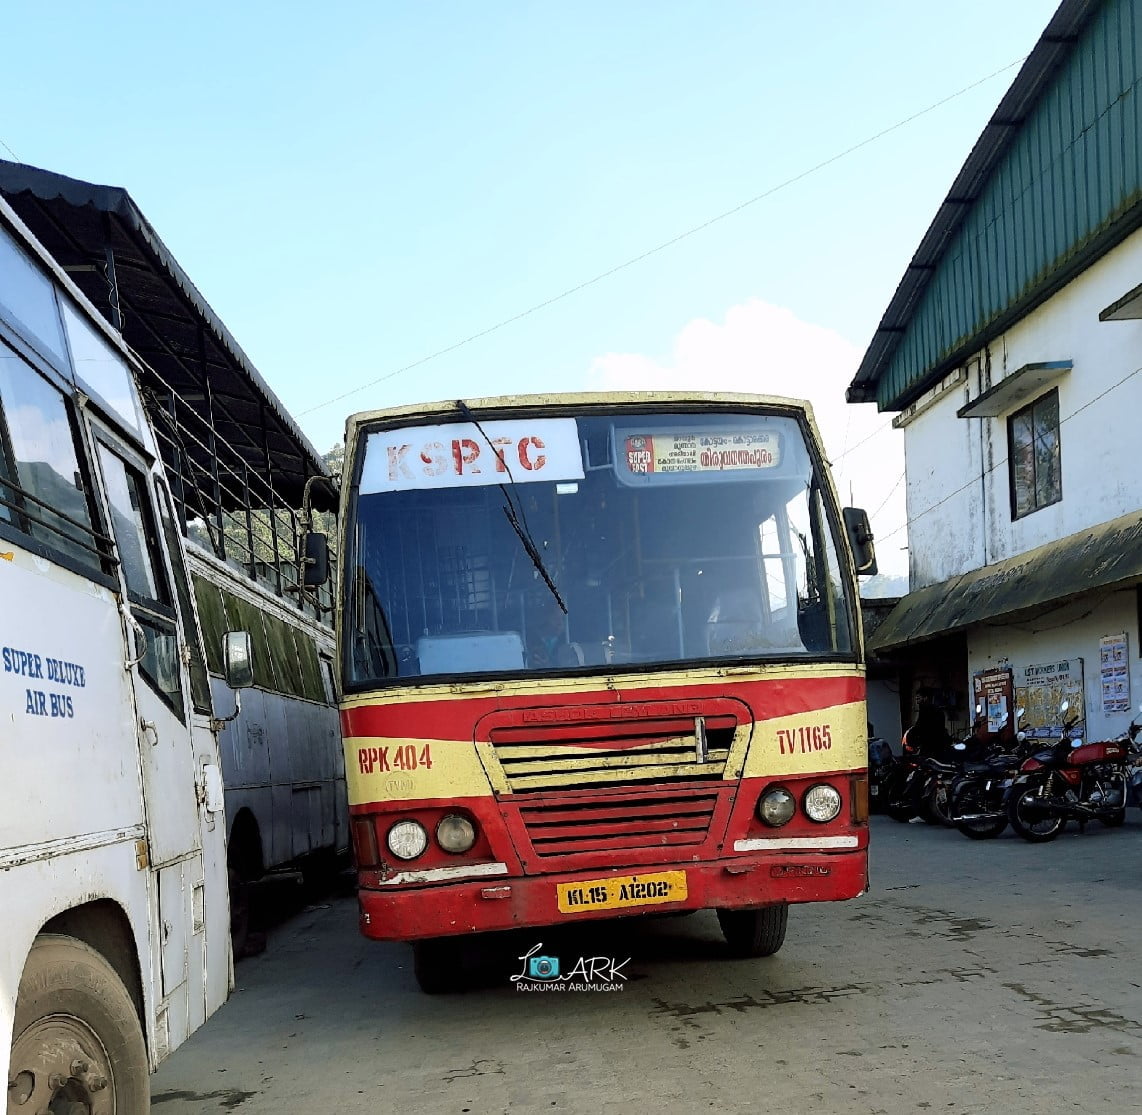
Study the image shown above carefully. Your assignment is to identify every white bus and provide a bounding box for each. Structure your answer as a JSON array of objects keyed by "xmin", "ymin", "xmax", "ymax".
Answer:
[
  {"xmin": 1, "ymin": 196, "xmax": 244, "ymax": 1108},
  {"xmin": 0, "ymin": 159, "xmax": 347, "ymax": 957}
]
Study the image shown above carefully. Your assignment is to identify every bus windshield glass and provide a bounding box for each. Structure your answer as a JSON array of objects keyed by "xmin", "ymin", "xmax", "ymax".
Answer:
[{"xmin": 344, "ymin": 408, "xmax": 855, "ymax": 685}]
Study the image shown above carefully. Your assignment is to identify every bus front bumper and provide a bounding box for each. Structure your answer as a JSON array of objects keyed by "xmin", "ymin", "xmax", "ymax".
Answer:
[{"xmin": 357, "ymin": 848, "xmax": 868, "ymax": 941}]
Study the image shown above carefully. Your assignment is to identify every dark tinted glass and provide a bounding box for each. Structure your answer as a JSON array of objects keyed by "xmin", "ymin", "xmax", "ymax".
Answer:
[{"xmin": 344, "ymin": 410, "xmax": 855, "ymax": 684}]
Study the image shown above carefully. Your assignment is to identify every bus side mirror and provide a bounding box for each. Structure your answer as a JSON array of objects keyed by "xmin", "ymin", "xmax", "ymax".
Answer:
[
  {"xmin": 843, "ymin": 507, "xmax": 878, "ymax": 576},
  {"xmin": 303, "ymin": 531, "xmax": 329, "ymax": 587},
  {"xmin": 223, "ymin": 630, "xmax": 254, "ymax": 689}
]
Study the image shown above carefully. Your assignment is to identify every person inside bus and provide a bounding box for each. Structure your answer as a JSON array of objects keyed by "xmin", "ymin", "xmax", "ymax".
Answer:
[{"xmin": 525, "ymin": 593, "xmax": 584, "ymax": 669}]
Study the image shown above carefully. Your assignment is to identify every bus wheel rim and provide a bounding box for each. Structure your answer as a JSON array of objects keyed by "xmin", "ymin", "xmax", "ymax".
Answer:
[{"xmin": 9, "ymin": 1014, "xmax": 114, "ymax": 1114}]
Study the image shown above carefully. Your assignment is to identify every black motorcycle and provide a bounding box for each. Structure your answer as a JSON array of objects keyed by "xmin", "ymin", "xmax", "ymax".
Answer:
[
  {"xmin": 867, "ymin": 734, "xmax": 897, "ymax": 814},
  {"xmin": 946, "ymin": 708, "xmax": 1031, "ymax": 840},
  {"xmin": 884, "ymin": 708, "xmax": 985, "ymax": 825},
  {"xmin": 882, "ymin": 746, "xmax": 957, "ymax": 825}
]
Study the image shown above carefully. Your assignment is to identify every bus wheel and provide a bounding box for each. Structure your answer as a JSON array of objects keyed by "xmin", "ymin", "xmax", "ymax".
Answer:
[
  {"xmin": 10, "ymin": 934, "xmax": 149, "ymax": 1115},
  {"xmin": 716, "ymin": 904, "xmax": 789, "ymax": 958},
  {"xmin": 412, "ymin": 938, "xmax": 462, "ymax": 994}
]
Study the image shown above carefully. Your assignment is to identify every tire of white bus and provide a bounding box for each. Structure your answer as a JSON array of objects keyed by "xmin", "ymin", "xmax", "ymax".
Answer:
[
  {"xmin": 716, "ymin": 904, "xmax": 789, "ymax": 958},
  {"xmin": 9, "ymin": 933, "xmax": 149, "ymax": 1114}
]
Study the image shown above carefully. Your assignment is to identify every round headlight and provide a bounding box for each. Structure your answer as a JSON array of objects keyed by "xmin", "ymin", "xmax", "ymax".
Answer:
[
  {"xmin": 757, "ymin": 787, "xmax": 796, "ymax": 827},
  {"xmin": 386, "ymin": 820, "xmax": 429, "ymax": 861},
  {"xmin": 436, "ymin": 813, "xmax": 477, "ymax": 854},
  {"xmin": 803, "ymin": 784, "xmax": 842, "ymax": 823}
]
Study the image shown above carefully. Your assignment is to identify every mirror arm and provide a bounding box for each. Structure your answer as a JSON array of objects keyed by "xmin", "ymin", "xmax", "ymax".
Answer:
[{"xmin": 210, "ymin": 689, "xmax": 242, "ymax": 733}]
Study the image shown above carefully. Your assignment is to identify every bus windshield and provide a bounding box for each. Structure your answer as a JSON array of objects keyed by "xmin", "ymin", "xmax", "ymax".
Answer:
[{"xmin": 344, "ymin": 407, "xmax": 855, "ymax": 685}]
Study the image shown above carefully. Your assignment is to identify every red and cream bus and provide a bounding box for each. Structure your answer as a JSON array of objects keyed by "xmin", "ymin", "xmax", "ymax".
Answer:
[{"xmin": 308, "ymin": 392, "xmax": 877, "ymax": 992}]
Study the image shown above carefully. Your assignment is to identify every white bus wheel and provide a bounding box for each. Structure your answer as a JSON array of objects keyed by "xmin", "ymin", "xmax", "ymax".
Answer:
[{"xmin": 9, "ymin": 934, "xmax": 149, "ymax": 1114}]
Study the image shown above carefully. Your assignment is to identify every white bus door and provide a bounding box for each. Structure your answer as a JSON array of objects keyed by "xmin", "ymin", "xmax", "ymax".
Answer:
[{"xmin": 93, "ymin": 432, "xmax": 211, "ymax": 1048}]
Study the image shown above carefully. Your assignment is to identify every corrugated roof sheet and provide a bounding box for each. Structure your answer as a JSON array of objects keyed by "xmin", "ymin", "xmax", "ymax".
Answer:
[
  {"xmin": 847, "ymin": 0, "xmax": 1126, "ymax": 412},
  {"xmin": 0, "ymin": 159, "xmax": 328, "ymax": 507},
  {"xmin": 869, "ymin": 508, "xmax": 1142, "ymax": 651}
]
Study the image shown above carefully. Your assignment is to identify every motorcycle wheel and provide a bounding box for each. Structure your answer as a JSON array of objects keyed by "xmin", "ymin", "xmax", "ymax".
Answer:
[
  {"xmin": 951, "ymin": 782, "xmax": 1007, "ymax": 840},
  {"xmin": 1008, "ymin": 775, "xmax": 1065, "ymax": 842},
  {"xmin": 919, "ymin": 781, "xmax": 952, "ymax": 826},
  {"xmin": 886, "ymin": 803, "xmax": 915, "ymax": 823}
]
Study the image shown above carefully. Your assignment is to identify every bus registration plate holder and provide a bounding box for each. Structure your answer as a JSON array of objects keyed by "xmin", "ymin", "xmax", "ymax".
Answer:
[{"xmin": 557, "ymin": 870, "xmax": 688, "ymax": 914}]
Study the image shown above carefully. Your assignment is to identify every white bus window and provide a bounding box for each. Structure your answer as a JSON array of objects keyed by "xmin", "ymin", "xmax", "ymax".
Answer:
[
  {"xmin": 0, "ymin": 223, "xmax": 68, "ymax": 369},
  {"xmin": 98, "ymin": 445, "xmax": 168, "ymax": 604},
  {"xmin": 157, "ymin": 483, "xmax": 212, "ymax": 715},
  {"xmin": 61, "ymin": 299, "xmax": 144, "ymax": 436},
  {"xmin": 0, "ymin": 337, "xmax": 102, "ymax": 570},
  {"xmin": 98, "ymin": 443, "xmax": 184, "ymax": 717}
]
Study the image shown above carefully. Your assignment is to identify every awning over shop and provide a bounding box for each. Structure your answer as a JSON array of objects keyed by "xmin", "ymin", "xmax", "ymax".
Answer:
[{"xmin": 869, "ymin": 510, "xmax": 1142, "ymax": 652}]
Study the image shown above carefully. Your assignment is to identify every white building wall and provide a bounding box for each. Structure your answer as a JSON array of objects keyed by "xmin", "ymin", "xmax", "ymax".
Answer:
[
  {"xmin": 902, "ymin": 224, "xmax": 1142, "ymax": 590},
  {"xmin": 966, "ymin": 587, "xmax": 1140, "ymax": 742}
]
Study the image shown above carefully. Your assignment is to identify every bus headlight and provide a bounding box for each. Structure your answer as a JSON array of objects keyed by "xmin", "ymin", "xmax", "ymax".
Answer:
[
  {"xmin": 757, "ymin": 787, "xmax": 796, "ymax": 827},
  {"xmin": 386, "ymin": 820, "xmax": 429, "ymax": 860},
  {"xmin": 436, "ymin": 814, "xmax": 477, "ymax": 854},
  {"xmin": 803, "ymin": 784, "xmax": 842, "ymax": 823}
]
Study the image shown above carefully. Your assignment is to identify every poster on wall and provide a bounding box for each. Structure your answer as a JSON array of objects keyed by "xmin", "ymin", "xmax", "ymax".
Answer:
[
  {"xmin": 972, "ymin": 667, "xmax": 1014, "ymax": 734},
  {"xmin": 1015, "ymin": 658, "xmax": 1085, "ymax": 738},
  {"xmin": 1099, "ymin": 633, "xmax": 1130, "ymax": 715}
]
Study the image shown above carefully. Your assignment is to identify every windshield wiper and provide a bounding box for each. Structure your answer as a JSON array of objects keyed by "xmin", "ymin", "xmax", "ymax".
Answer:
[
  {"xmin": 501, "ymin": 500, "xmax": 567, "ymax": 614},
  {"xmin": 456, "ymin": 399, "xmax": 567, "ymax": 615}
]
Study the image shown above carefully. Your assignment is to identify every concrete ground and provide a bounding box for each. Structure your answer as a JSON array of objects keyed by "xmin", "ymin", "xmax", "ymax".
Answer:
[{"xmin": 151, "ymin": 814, "xmax": 1142, "ymax": 1114}]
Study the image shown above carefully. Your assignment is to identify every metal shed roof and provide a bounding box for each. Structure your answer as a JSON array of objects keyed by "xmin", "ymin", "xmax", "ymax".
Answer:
[
  {"xmin": 868, "ymin": 508, "xmax": 1142, "ymax": 651},
  {"xmin": 0, "ymin": 159, "xmax": 328, "ymax": 508},
  {"xmin": 847, "ymin": 0, "xmax": 1113, "ymax": 411}
]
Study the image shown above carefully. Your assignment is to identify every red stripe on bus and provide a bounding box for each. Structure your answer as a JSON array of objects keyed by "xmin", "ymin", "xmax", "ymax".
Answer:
[{"xmin": 341, "ymin": 674, "xmax": 864, "ymax": 741}]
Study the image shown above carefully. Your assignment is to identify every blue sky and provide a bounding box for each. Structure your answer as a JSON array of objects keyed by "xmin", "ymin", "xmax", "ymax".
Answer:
[{"xmin": 2, "ymin": 1, "xmax": 1062, "ymax": 580}]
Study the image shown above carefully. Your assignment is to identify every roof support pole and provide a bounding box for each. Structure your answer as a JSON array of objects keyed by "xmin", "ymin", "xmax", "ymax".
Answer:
[
  {"xmin": 201, "ymin": 325, "xmax": 226, "ymax": 561},
  {"xmin": 260, "ymin": 400, "xmax": 283, "ymax": 598}
]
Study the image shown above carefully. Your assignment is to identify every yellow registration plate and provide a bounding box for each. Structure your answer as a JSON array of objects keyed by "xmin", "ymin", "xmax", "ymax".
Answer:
[{"xmin": 557, "ymin": 870, "xmax": 688, "ymax": 914}]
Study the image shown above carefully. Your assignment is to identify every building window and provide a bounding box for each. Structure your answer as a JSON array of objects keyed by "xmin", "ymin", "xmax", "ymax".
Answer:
[{"xmin": 1008, "ymin": 389, "xmax": 1061, "ymax": 519}]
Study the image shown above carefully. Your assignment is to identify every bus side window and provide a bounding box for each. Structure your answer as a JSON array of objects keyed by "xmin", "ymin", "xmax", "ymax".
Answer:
[
  {"xmin": 156, "ymin": 483, "xmax": 212, "ymax": 715},
  {"xmin": 97, "ymin": 443, "xmax": 186, "ymax": 719},
  {"xmin": 319, "ymin": 654, "xmax": 336, "ymax": 705},
  {"xmin": 0, "ymin": 337, "xmax": 104, "ymax": 572}
]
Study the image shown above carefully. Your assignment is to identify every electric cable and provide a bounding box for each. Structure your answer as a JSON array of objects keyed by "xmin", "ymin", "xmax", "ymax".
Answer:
[{"xmin": 297, "ymin": 56, "xmax": 1028, "ymax": 418}]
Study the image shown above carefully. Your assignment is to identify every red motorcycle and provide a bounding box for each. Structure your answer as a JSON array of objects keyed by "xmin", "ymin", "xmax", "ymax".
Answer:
[{"xmin": 1007, "ymin": 700, "xmax": 1131, "ymax": 842}]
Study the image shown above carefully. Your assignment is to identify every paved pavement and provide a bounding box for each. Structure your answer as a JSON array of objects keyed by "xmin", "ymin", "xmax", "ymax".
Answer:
[{"xmin": 151, "ymin": 814, "xmax": 1142, "ymax": 1113}]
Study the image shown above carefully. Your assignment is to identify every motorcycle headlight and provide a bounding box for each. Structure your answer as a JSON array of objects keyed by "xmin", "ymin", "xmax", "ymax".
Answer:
[
  {"xmin": 386, "ymin": 819, "xmax": 429, "ymax": 861},
  {"xmin": 435, "ymin": 813, "xmax": 477, "ymax": 854},
  {"xmin": 757, "ymin": 787, "xmax": 796, "ymax": 827},
  {"xmin": 803, "ymin": 784, "xmax": 842, "ymax": 823}
]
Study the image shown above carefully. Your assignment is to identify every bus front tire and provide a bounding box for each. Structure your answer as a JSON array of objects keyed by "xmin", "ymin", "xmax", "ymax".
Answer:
[
  {"xmin": 412, "ymin": 938, "xmax": 462, "ymax": 994},
  {"xmin": 716, "ymin": 904, "xmax": 789, "ymax": 958},
  {"xmin": 10, "ymin": 933, "xmax": 149, "ymax": 1115}
]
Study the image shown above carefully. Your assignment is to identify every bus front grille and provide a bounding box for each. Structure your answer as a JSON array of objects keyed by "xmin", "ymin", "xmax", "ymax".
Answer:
[
  {"xmin": 510, "ymin": 783, "xmax": 726, "ymax": 860},
  {"xmin": 479, "ymin": 698, "xmax": 748, "ymax": 794}
]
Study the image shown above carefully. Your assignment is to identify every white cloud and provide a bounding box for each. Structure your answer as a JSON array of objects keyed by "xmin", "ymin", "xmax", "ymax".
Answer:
[{"xmin": 586, "ymin": 299, "xmax": 908, "ymax": 580}]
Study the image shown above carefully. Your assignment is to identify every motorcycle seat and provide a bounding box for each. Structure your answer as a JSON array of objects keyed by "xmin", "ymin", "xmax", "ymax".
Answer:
[{"xmin": 963, "ymin": 755, "xmax": 1017, "ymax": 774}]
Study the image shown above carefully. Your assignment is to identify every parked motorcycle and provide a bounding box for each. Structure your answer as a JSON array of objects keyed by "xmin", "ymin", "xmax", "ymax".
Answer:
[
  {"xmin": 883, "ymin": 721, "xmax": 959, "ymax": 825},
  {"xmin": 867, "ymin": 732, "xmax": 897, "ymax": 814},
  {"xmin": 1007, "ymin": 700, "xmax": 1132, "ymax": 842},
  {"xmin": 947, "ymin": 707, "xmax": 1031, "ymax": 840}
]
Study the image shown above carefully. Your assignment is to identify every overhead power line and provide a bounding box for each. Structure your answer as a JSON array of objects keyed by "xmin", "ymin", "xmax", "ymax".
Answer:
[{"xmin": 298, "ymin": 55, "xmax": 1028, "ymax": 418}]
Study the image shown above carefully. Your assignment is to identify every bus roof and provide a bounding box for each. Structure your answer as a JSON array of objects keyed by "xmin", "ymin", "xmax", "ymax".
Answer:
[{"xmin": 345, "ymin": 391, "xmax": 818, "ymax": 434}]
